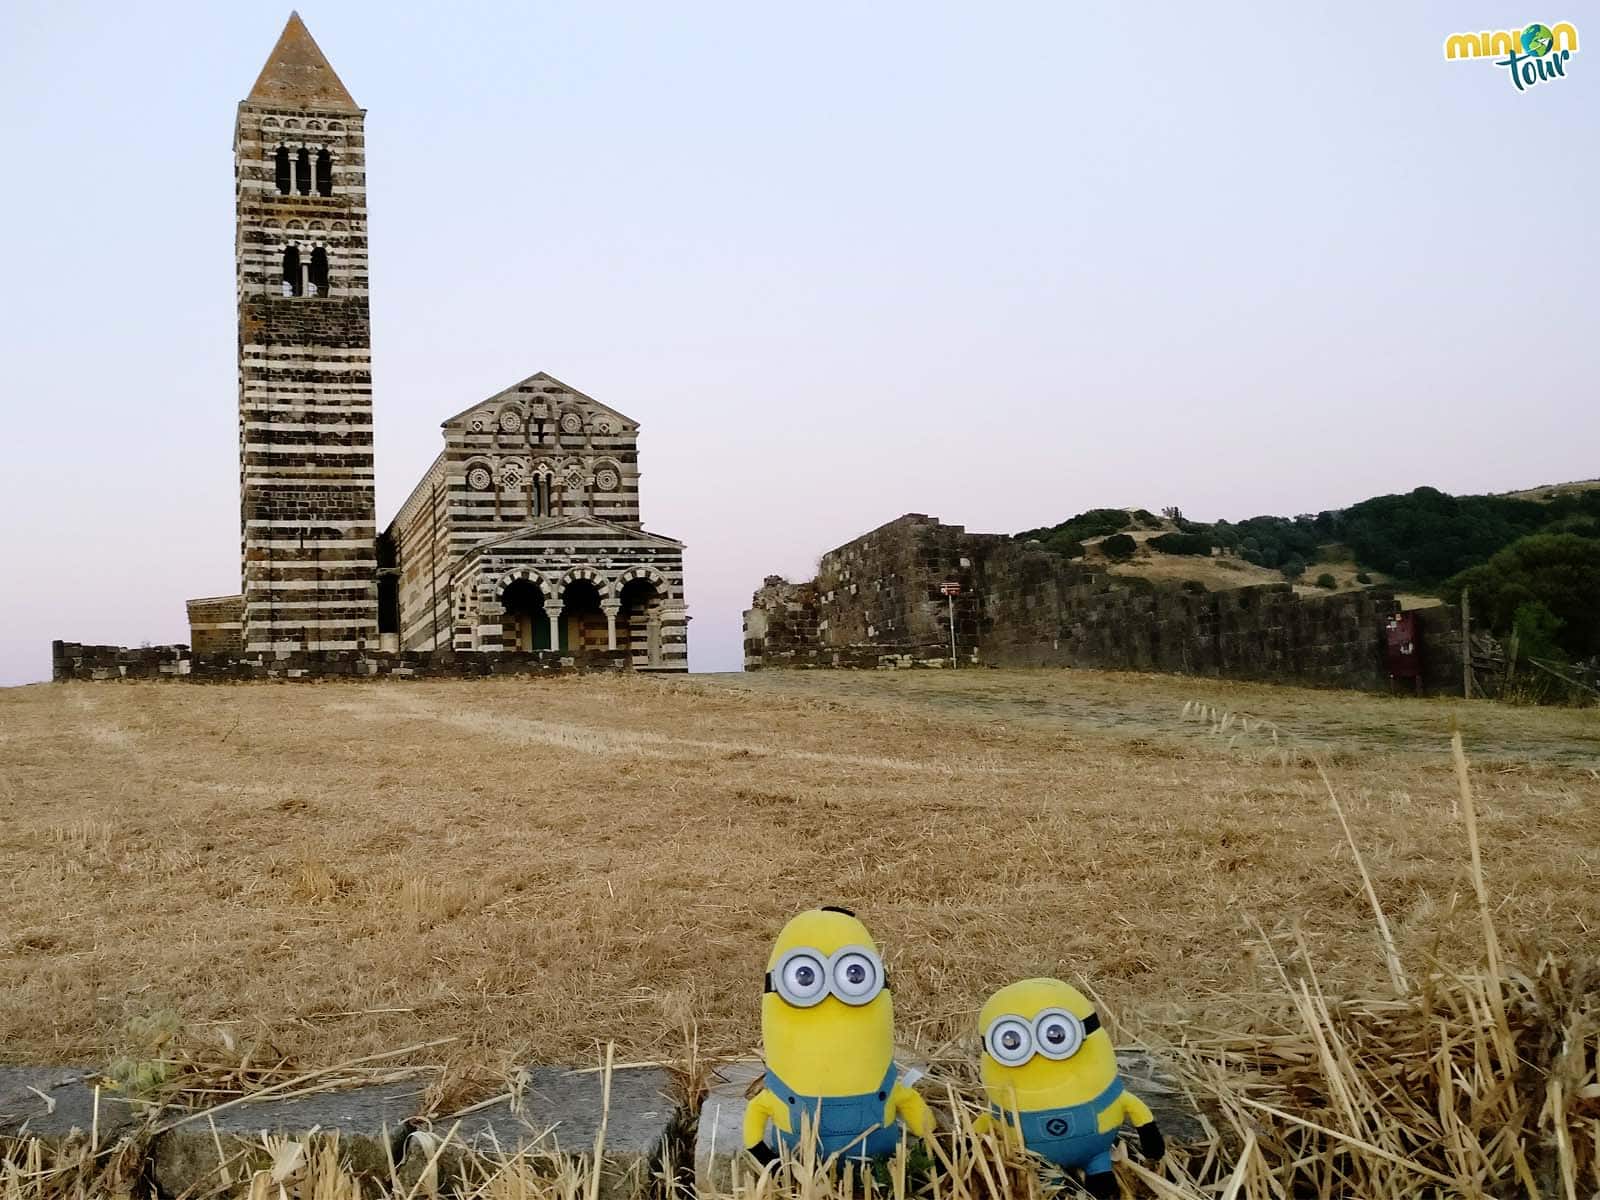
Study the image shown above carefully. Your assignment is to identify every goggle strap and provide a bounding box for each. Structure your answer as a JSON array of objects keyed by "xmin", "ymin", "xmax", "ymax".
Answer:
[{"xmin": 982, "ymin": 1010, "xmax": 1102, "ymax": 1056}]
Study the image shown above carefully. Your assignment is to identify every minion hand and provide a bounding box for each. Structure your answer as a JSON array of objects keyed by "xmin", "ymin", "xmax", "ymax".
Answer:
[
  {"xmin": 887, "ymin": 1081, "xmax": 934, "ymax": 1137},
  {"xmin": 746, "ymin": 1141, "xmax": 778, "ymax": 1168},
  {"xmin": 1137, "ymin": 1119, "xmax": 1166, "ymax": 1161}
]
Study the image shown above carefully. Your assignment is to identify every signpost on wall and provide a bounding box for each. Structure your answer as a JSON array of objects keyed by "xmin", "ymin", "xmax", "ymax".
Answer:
[{"xmin": 941, "ymin": 582, "xmax": 961, "ymax": 668}]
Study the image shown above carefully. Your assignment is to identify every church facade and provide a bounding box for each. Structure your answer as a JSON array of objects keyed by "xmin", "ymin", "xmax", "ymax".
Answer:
[{"xmin": 190, "ymin": 14, "xmax": 687, "ymax": 671}]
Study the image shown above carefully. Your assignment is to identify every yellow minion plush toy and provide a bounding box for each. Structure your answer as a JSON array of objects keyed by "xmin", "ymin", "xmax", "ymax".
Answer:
[
  {"xmin": 975, "ymin": 979, "xmax": 1164, "ymax": 1198},
  {"xmin": 744, "ymin": 907, "xmax": 932, "ymax": 1165}
]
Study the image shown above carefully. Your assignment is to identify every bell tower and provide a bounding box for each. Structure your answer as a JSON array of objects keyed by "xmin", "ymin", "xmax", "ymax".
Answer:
[{"xmin": 235, "ymin": 13, "xmax": 377, "ymax": 652}]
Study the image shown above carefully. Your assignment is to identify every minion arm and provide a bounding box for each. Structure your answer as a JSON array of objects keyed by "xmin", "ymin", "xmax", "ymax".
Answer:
[
  {"xmin": 743, "ymin": 1087, "xmax": 790, "ymax": 1153},
  {"xmin": 885, "ymin": 1081, "xmax": 933, "ymax": 1137},
  {"xmin": 1116, "ymin": 1089, "xmax": 1165, "ymax": 1160}
]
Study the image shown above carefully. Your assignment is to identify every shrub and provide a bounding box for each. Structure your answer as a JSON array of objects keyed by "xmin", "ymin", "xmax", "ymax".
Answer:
[
  {"xmin": 1281, "ymin": 557, "xmax": 1307, "ymax": 580},
  {"xmin": 1444, "ymin": 533, "xmax": 1600, "ymax": 660},
  {"xmin": 1512, "ymin": 600, "xmax": 1565, "ymax": 662},
  {"xmin": 1016, "ymin": 508, "xmax": 1131, "ymax": 559},
  {"xmin": 1149, "ymin": 532, "xmax": 1212, "ymax": 556},
  {"xmin": 1334, "ymin": 485, "xmax": 1600, "ymax": 584},
  {"xmin": 1315, "ymin": 572, "xmax": 1337, "ymax": 589},
  {"xmin": 1355, "ymin": 571, "xmax": 1372, "ymax": 584},
  {"xmin": 1100, "ymin": 533, "xmax": 1137, "ymax": 560}
]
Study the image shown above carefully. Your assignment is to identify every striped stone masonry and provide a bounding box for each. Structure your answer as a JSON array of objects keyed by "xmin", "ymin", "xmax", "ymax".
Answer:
[
  {"xmin": 234, "ymin": 19, "xmax": 377, "ymax": 654},
  {"xmin": 185, "ymin": 595, "xmax": 245, "ymax": 656},
  {"xmin": 63, "ymin": 16, "xmax": 690, "ymax": 676},
  {"xmin": 385, "ymin": 373, "xmax": 688, "ymax": 671}
]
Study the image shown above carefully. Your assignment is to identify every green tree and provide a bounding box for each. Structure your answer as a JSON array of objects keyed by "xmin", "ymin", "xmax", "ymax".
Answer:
[
  {"xmin": 1512, "ymin": 601, "xmax": 1565, "ymax": 662},
  {"xmin": 1315, "ymin": 572, "xmax": 1337, "ymax": 589},
  {"xmin": 1101, "ymin": 533, "xmax": 1137, "ymax": 561},
  {"xmin": 1281, "ymin": 557, "xmax": 1306, "ymax": 581},
  {"xmin": 1445, "ymin": 533, "xmax": 1600, "ymax": 660},
  {"xmin": 1149, "ymin": 532, "xmax": 1212, "ymax": 556}
]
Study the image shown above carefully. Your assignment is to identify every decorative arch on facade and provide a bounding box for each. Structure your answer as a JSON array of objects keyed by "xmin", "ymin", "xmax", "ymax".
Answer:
[
  {"xmin": 493, "ymin": 566, "xmax": 550, "ymax": 596},
  {"xmin": 496, "ymin": 456, "xmax": 529, "ymax": 489},
  {"xmin": 616, "ymin": 565, "xmax": 669, "ymax": 592},
  {"xmin": 462, "ymin": 456, "xmax": 495, "ymax": 492},
  {"xmin": 558, "ymin": 566, "xmax": 611, "ymax": 597},
  {"xmin": 591, "ymin": 457, "xmax": 624, "ymax": 494}
]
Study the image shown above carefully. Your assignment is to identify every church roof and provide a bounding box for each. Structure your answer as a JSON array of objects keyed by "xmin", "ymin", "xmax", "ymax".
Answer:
[
  {"xmin": 449, "ymin": 518, "xmax": 686, "ymax": 580},
  {"xmin": 245, "ymin": 12, "xmax": 360, "ymax": 112},
  {"xmin": 439, "ymin": 371, "xmax": 640, "ymax": 430}
]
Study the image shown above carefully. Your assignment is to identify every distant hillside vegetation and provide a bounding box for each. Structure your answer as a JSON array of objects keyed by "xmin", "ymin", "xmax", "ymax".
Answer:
[{"xmin": 1017, "ymin": 484, "xmax": 1600, "ymax": 663}]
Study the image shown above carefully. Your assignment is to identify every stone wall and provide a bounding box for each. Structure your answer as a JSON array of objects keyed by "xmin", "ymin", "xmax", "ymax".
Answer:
[
  {"xmin": 745, "ymin": 514, "xmax": 1460, "ymax": 692},
  {"xmin": 51, "ymin": 641, "xmax": 628, "ymax": 683},
  {"xmin": 185, "ymin": 594, "xmax": 245, "ymax": 656}
]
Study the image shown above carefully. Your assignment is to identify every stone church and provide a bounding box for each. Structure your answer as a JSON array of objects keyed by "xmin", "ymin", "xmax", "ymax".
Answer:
[{"xmin": 188, "ymin": 14, "xmax": 687, "ymax": 670}]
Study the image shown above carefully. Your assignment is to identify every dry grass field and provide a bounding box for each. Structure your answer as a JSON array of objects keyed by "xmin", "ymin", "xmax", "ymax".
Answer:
[{"xmin": 1, "ymin": 668, "xmax": 1596, "ymax": 1097}]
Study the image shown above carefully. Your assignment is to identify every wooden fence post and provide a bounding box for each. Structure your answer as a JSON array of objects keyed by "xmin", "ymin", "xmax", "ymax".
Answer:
[{"xmin": 1461, "ymin": 587, "xmax": 1472, "ymax": 699}]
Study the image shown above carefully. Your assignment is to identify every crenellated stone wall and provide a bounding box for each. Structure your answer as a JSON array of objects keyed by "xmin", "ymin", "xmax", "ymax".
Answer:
[{"xmin": 745, "ymin": 514, "xmax": 1461, "ymax": 691}]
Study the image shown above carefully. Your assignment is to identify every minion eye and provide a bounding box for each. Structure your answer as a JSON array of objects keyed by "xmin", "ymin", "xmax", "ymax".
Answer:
[
  {"xmin": 775, "ymin": 951, "xmax": 828, "ymax": 1006},
  {"xmin": 1033, "ymin": 1009, "xmax": 1085, "ymax": 1059},
  {"xmin": 986, "ymin": 1016, "xmax": 1034, "ymax": 1066},
  {"xmin": 831, "ymin": 949, "xmax": 883, "ymax": 1004}
]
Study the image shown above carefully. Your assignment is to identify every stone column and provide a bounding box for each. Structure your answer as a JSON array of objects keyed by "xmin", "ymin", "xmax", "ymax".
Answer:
[
  {"xmin": 601, "ymin": 600, "xmax": 621, "ymax": 651},
  {"xmin": 543, "ymin": 602, "xmax": 565, "ymax": 653},
  {"xmin": 646, "ymin": 616, "xmax": 662, "ymax": 665}
]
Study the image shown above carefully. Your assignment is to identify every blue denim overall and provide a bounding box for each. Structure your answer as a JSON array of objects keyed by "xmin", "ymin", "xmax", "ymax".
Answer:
[
  {"xmin": 996, "ymin": 1078, "xmax": 1124, "ymax": 1174},
  {"xmin": 763, "ymin": 1061, "xmax": 903, "ymax": 1159}
]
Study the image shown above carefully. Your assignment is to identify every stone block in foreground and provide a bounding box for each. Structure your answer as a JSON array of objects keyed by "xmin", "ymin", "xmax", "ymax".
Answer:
[
  {"xmin": 401, "ymin": 1066, "xmax": 679, "ymax": 1200},
  {"xmin": 694, "ymin": 1053, "xmax": 1207, "ymax": 1193},
  {"xmin": 0, "ymin": 1067, "xmax": 144, "ymax": 1146},
  {"xmin": 149, "ymin": 1081, "xmax": 425, "ymax": 1196}
]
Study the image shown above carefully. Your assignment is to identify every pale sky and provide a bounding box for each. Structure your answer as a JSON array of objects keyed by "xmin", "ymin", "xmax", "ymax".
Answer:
[{"xmin": 1, "ymin": 2, "xmax": 1594, "ymax": 685}]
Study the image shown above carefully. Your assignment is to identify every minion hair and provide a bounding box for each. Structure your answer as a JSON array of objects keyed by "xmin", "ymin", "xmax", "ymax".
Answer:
[{"xmin": 820, "ymin": 905, "xmax": 857, "ymax": 916}]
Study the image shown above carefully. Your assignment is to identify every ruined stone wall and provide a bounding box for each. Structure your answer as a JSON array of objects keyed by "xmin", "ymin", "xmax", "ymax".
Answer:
[
  {"xmin": 52, "ymin": 642, "xmax": 627, "ymax": 683},
  {"xmin": 745, "ymin": 514, "xmax": 1452, "ymax": 692}
]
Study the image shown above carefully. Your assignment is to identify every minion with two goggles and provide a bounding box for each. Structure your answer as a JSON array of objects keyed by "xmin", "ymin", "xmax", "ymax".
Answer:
[
  {"xmin": 744, "ymin": 907, "xmax": 932, "ymax": 1165},
  {"xmin": 975, "ymin": 978, "xmax": 1165, "ymax": 1198}
]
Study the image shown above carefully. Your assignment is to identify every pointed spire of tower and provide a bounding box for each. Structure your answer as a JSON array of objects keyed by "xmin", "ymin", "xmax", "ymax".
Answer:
[{"xmin": 246, "ymin": 12, "xmax": 360, "ymax": 111}]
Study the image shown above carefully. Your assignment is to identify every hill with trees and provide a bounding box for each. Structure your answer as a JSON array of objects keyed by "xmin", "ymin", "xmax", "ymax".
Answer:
[{"xmin": 1017, "ymin": 485, "xmax": 1600, "ymax": 663}]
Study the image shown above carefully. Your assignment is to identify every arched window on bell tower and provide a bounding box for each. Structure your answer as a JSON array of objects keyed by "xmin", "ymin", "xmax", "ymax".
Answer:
[
  {"xmin": 316, "ymin": 148, "xmax": 333, "ymax": 196},
  {"xmin": 309, "ymin": 247, "xmax": 330, "ymax": 296},
  {"xmin": 281, "ymin": 245, "xmax": 302, "ymax": 297},
  {"xmin": 274, "ymin": 146, "xmax": 291, "ymax": 194},
  {"xmin": 295, "ymin": 147, "xmax": 311, "ymax": 195}
]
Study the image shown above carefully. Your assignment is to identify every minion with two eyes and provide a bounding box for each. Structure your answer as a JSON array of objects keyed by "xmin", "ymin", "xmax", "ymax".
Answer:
[
  {"xmin": 744, "ymin": 907, "xmax": 932, "ymax": 1165},
  {"xmin": 975, "ymin": 978, "xmax": 1165, "ymax": 1198}
]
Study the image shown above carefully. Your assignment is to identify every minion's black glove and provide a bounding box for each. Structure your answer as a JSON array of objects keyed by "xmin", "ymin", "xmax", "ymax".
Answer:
[
  {"xmin": 1138, "ymin": 1120, "xmax": 1166, "ymax": 1161},
  {"xmin": 746, "ymin": 1141, "xmax": 777, "ymax": 1168}
]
